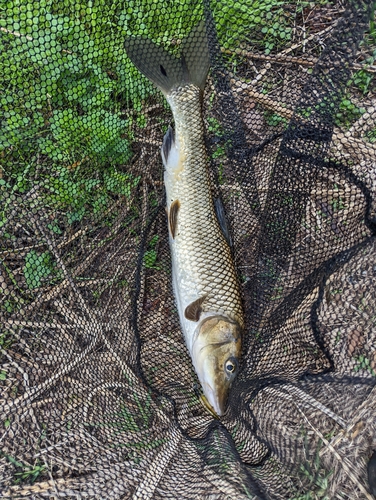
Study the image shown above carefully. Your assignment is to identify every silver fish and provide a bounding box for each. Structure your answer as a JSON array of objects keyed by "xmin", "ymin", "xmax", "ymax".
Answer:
[{"xmin": 125, "ymin": 22, "xmax": 244, "ymax": 416}]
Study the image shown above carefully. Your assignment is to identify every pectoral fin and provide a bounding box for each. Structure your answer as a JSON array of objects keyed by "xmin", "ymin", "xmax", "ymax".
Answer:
[
  {"xmin": 184, "ymin": 295, "xmax": 207, "ymax": 322},
  {"xmin": 168, "ymin": 199, "xmax": 180, "ymax": 239}
]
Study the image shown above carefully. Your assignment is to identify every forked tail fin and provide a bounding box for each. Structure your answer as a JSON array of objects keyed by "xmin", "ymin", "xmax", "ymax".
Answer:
[{"xmin": 124, "ymin": 21, "xmax": 210, "ymax": 95}]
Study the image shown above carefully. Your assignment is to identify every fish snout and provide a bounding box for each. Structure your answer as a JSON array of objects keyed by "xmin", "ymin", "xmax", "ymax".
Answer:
[{"xmin": 203, "ymin": 382, "xmax": 228, "ymax": 417}]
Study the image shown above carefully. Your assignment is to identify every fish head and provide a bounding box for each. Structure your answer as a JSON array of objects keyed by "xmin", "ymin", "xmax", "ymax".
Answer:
[{"xmin": 192, "ymin": 315, "xmax": 242, "ymax": 416}]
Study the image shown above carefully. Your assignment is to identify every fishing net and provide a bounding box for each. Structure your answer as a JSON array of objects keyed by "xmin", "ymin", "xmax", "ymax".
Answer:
[{"xmin": 1, "ymin": 0, "xmax": 376, "ymax": 498}]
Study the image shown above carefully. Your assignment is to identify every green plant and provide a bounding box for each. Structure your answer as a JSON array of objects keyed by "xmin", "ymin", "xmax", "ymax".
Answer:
[
  {"xmin": 271, "ymin": 285, "xmax": 283, "ymax": 301},
  {"xmin": 352, "ymin": 68, "xmax": 374, "ymax": 95},
  {"xmin": 43, "ymin": 164, "xmax": 140, "ymax": 224},
  {"xmin": 0, "ymin": 0, "xmax": 174, "ymax": 219},
  {"xmin": 292, "ymin": 435, "xmax": 333, "ymax": 500},
  {"xmin": 354, "ymin": 355, "xmax": 376, "ymax": 376},
  {"xmin": 143, "ymin": 234, "xmax": 159, "ymax": 269},
  {"xmin": 85, "ymin": 390, "xmax": 165, "ymax": 463},
  {"xmin": 23, "ymin": 250, "xmax": 57, "ymax": 289},
  {"xmin": 42, "ymin": 109, "xmax": 132, "ymax": 165},
  {"xmin": 1, "ymin": 0, "xmax": 217, "ymax": 241},
  {"xmin": 296, "ymin": 465, "xmax": 331, "ymax": 499},
  {"xmin": 366, "ymin": 127, "xmax": 376, "ymax": 143},
  {"xmin": 330, "ymin": 198, "xmax": 346, "ymax": 212},
  {"xmin": 109, "ymin": 398, "xmax": 151, "ymax": 434},
  {"xmin": 207, "ymin": 116, "xmax": 223, "ymax": 136},
  {"xmin": 14, "ymin": 463, "xmax": 46, "ymax": 484},
  {"xmin": 264, "ymin": 110, "xmax": 288, "ymax": 127},
  {"xmin": 365, "ymin": 3, "xmax": 376, "ymax": 45},
  {"xmin": 212, "ymin": 144, "xmax": 226, "ymax": 160},
  {"xmin": 0, "ymin": 452, "xmax": 46, "ymax": 485},
  {"xmin": 334, "ymin": 331, "xmax": 341, "ymax": 345},
  {"xmin": 214, "ymin": 0, "xmax": 295, "ymax": 53},
  {"xmin": 0, "ymin": 330, "xmax": 14, "ymax": 351},
  {"xmin": 335, "ymin": 97, "xmax": 365, "ymax": 129},
  {"xmin": 1, "ymin": 15, "xmax": 131, "ymax": 160}
]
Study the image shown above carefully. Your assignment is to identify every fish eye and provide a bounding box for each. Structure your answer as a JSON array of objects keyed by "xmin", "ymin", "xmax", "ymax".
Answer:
[{"xmin": 225, "ymin": 357, "xmax": 238, "ymax": 374}]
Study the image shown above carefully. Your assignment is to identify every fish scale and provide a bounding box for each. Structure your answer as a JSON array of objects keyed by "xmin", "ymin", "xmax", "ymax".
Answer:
[{"xmin": 165, "ymin": 85, "xmax": 243, "ymax": 335}]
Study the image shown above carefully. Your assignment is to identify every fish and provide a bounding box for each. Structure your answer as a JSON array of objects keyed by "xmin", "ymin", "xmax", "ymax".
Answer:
[{"xmin": 124, "ymin": 22, "xmax": 244, "ymax": 416}]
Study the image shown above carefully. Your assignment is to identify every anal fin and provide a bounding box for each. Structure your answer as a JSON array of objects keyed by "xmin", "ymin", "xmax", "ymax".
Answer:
[
  {"xmin": 168, "ymin": 199, "xmax": 180, "ymax": 239},
  {"xmin": 184, "ymin": 295, "xmax": 207, "ymax": 322}
]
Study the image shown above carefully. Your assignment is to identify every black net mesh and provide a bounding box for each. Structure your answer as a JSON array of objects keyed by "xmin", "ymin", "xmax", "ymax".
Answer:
[{"xmin": 1, "ymin": 0, "xmax": 376, "ymax": 498}]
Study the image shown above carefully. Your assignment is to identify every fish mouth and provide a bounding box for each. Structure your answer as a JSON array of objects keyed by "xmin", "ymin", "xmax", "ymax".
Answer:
[{"xmin": 203, "ymin": 382, "xmax": 226, "ymax": 417}]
